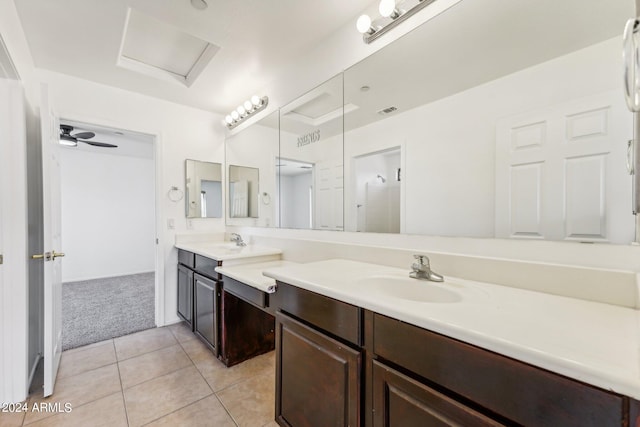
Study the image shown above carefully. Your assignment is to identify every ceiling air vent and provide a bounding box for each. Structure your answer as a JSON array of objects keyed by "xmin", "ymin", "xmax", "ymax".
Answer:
[{"xmin": 377, "ymin": 106, "xmax": 398, "ymax": 115}]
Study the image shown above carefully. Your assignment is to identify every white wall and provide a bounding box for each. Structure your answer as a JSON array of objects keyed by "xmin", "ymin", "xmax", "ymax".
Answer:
[
  {"xmin": 60, "ymin": 148, "xmax": 155, "ymax": 282},
  {"xmin": 36, "ymin": 69, "xmax": 226, "ymax": 327},
  {"xmin": 280, "ymin": 173, "xmax": 312, "ymax": 229}
]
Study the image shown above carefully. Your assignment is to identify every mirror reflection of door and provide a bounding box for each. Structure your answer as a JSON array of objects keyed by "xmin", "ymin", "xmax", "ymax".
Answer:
[
  {"xmin": 277, "ymin": 158, "xmax": 314, "ymax": 229},
  {"xmin": 354, "ymin": 147, "xmax": 401, "ymax": 233},
  {"xmin": 229, "ymin": 165, "xmax": 259, "ymax": 218}
]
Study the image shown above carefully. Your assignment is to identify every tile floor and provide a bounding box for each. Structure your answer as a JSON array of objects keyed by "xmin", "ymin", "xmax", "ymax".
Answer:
[{"xmin": 0, "ymin": 323, "xmax": 278, "ymax": 427}]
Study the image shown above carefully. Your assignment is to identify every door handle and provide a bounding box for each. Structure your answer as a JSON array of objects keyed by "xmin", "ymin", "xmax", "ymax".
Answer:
[
  {"xmin": 52, "ymin": 251, "xmax": 65, "ymax": 260},
  {"xmin": 32, "ymin": 252, "xmax": 52, "ymax": 261}
]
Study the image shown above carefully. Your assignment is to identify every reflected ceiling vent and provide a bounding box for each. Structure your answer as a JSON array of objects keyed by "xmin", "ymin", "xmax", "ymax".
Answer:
[
  {"xmin": 377, "ymin": 106, "xmax": 398, "ymax": 115},
  {"xmin": 117, "ymin": 8, "xmax": 219, "ymax": 87}
]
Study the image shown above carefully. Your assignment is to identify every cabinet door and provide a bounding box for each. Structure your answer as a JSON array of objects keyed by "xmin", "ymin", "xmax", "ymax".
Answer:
[
  {"xmin": 177, "ymin": 264, "xmax": 193, "ymax": 327},
  {"xmin": 275, "ymin": 312, "xmax": 361, "ymax": 427},
  {"xmin": 372, "ymin": 360, "xmax": 504, "ymax": 427},
  {"xmin": 194, "ymin": 273, "xmax": 217, "ymax": 352}
]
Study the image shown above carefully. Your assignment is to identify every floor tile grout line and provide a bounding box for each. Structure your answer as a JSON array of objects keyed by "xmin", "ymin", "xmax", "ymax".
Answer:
[
  {"xmin": 113, "ymin": 340, "xmax": 131, "ymax": 427},
  {"xmin": 114, "ymin": 329, "xmax": 179, "ymax": 363},
  {"xmin": 173, "ymin": 335, "xmax": 241, "ymax": 425},
  {"xmin": 138, "ymin": 392, "xmax": 216, "ymax": 427}
]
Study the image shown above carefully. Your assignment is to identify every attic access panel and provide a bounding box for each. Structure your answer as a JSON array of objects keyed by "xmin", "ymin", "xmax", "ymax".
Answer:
[{"xmin": 118, "ymin": 8, "xmax": 219, "ymax": 87}]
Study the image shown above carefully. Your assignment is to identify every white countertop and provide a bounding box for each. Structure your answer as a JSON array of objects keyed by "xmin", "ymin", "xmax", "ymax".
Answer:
[
  {"xmin": 263, "ymin": 259, "xmax": 640, "ymax": 400},
  {"xmin": 215, "ymin": 260, "xmax": 298, "ymax": 293},
  {"xmin": 175, "ymin": 241, "xmax": 282, "ymax": 262}
]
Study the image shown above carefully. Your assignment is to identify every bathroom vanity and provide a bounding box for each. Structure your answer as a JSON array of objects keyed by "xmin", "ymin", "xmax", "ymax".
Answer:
[
  {"xmin": 264, "ymin": 259, "xmax": 640, "ymax": 427},
  {"xmin": 175, "ymin": 241, "xmax": 282, "ymax": 366}
]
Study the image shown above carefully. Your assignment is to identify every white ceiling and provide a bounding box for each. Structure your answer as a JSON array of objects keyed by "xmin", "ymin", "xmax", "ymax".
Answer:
[{"xmin": 15, "ymin": 0, "xmax": 372, "ymax": 114}]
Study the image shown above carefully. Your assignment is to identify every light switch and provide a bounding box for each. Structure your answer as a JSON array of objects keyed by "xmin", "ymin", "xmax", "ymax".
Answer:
[{"xmin": 167, "ymin": 218, "xmax": 175, "ymax": 229}]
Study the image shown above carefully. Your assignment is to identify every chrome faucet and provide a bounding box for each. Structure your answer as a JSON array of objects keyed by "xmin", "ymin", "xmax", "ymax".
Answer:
[
  {"xmin": 410, "ymin": 254, "xmax": 444, "ymax": 282},
  {"xmin": 230, "ymin": 233, "xmax": 246, "ymax": 247}
]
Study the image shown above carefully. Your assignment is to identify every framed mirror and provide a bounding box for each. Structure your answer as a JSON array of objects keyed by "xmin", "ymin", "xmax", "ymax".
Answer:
[
  {"xmin": 185, "ymin": 159, "xmax": 222, "ymax": 218},
  {"xmin": 343, "ymin": 0, "xmax": 635, "ymax": 243},
  {"xmin": 225, "ymin": 111, "xmax": 279, "ymax": 226},
  {"xmin": 279, "ymin": 74, "xmax": 344, "ymax": 230}
]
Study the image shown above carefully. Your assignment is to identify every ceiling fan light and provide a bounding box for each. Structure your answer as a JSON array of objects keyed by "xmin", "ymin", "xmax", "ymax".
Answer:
[{"xmin": 59, "ymin": 135, "xmax": 77, "ymax": 147}]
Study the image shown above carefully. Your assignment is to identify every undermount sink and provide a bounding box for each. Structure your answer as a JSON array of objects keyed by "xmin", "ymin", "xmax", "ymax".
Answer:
[{"xmin": 358, "ymin": 275, "xmax": 462, "ymax": 303}]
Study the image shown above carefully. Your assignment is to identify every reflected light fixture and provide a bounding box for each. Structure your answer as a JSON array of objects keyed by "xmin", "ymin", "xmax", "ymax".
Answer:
[
  {"xmin": 357, "ymin": 0, "xmax": 436, "ymax": 44},
  {"xmin": 224, "ymin": 95, "xmax": 269, "ymax": 129}
]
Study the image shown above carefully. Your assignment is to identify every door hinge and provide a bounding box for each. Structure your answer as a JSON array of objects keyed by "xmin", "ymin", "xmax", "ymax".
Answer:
[{"xmin": 0, "ymin": 254, "xmax": 3, "ymax": 265}]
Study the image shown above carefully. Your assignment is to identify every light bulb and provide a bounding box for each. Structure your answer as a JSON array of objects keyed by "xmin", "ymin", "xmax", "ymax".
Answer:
[
  {"xmin": 356, "ymin": 15, "xmax": 372, "ymax": 34},
  {"xmin": 225, "ymin": 115, "xmax": 233, "ymax": 124},
  {"xmin": 244, "ymin": 100, "xmax": 253, "ymax": 111},
  {"xmin": 231, "ymin": 111, "xmax": 239, "ymax": 120},
  {"xmin": 251, "ymin": 95, "xmax": 261, "ymax": 106},
  {"xmin": 379, "ymin": 0, "xmax": 396, "ymax": 18},
  {"xmin": 237, "ymin": 105, "xmax": 246, "ymax": 116}
]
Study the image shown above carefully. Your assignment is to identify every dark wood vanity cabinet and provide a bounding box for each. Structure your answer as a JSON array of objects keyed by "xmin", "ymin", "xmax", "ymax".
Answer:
[
  {"xmin": 220, "ymin": 276, "xmax": 276, "ymax": 367},
  {"xmin": 276, "ymin": 312, "xmax": 361, "ymax": 427},
  {"xmin": 273, "ymin": 282, "xmax": 639, "ymax": 427},
  {"xmin": 275, "ymin": 283, "xmax": 363, "ymax": 427},
  {"xmin": 177, "ymin": 250, "xmax": 220, "ymax": 354},
  {"xmin": 176, "ymin": 264, "xmax": 193, "ymax": 327},
  {"xmin": 177, "ymin": 249, "xmax": 277, "ymax": 367},
  {"xmin": 193, "ymin": 273, "xmax": 218, "ymax": 351}
]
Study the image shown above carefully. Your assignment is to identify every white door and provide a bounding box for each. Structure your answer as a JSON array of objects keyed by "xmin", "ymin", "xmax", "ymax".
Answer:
[
  {"xmin": 495, "ymin": 90, "xmax": 634, "ymax": 243},
  {"xmin": 40, "ymin": 85, "xmax": 63, "ymax": 397},
  {"xmin": 314, "ymin": 159, "xmax": 343, "ymax": 230}
]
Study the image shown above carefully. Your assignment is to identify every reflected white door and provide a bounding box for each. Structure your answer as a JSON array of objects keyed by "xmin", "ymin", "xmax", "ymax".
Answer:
[
  {"xmin": 496, "ymin": 90, "xmax": 633, "ymax": 243},
  {"xmin": 315, "ymin": 159, "xmax": 343, "ymax": 230},
  {"xmin": 40, "ymin": 85, "xmax": 63, "ymax": 397}
]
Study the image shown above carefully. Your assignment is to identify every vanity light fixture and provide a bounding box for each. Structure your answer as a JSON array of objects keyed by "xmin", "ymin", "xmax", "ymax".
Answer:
[
  {"xmin": 224, "ymin": 95, "xmax": 269, "ymax": 129},
  {"xmin": 357, "ymin": 0, "xmax": 436, "ymax": 44}
]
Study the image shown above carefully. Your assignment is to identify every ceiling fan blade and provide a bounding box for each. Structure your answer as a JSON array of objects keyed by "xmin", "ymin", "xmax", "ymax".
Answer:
[
  {"xmin": 72, "ymin": 131, "xmax": 95, "ymax": 139},
  {"xmin": 79, "ymin": 140, "xmax": 118, "ymax": 148}
]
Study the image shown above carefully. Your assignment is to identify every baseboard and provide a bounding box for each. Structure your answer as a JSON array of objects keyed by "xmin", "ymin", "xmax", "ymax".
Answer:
[{"xmin": 63, "ymin": 270, "xmax": 155, "ymax": 283}]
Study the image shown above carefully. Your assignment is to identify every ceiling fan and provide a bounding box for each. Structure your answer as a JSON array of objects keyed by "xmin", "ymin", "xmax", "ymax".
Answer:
[{"xmin": 59, "ymin": 125, "xmax": 118, "ymax": 148}]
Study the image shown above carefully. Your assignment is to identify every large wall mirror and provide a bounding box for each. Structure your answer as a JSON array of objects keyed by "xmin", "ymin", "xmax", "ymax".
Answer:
[
  {"xmin": 279, "ymin": 74, "xmax": 344, "ymax": 230},
  {"xmin": 225, "ymin": 111, "xmax": 279, "ymax": 227},
  {"xmin": 185, "ymin": 159, "xmax": 222, "ymax": 218},
  {"xmin": 343, "ymin": 0, "xmax": 635, "ymax": 243}
]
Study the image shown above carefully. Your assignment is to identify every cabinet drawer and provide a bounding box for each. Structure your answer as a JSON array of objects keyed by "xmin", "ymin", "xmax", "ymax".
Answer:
[
  {"xmin": 222, "ymin": 275, "xmax": 266, "ymax": 308},
  {"xmin": 178, "ymin": 249, "xmax": 195, "ymax": 268},
  {"xmin": 195, "ymin": 254, "xmax": 220, "ymax": 279},
  {"xmin": 277, "ymin": 282, "xmax": 361, "ymax": 345},
  {"xmin": 373, "ymin": 314, "xmax": 624, "ymax": 427}
]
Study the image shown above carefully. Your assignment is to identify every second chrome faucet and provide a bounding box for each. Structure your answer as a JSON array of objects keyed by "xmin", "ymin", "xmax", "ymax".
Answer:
[{"xmin": 410, "ymin": 254, "xmax": 444, "ymax": 282}]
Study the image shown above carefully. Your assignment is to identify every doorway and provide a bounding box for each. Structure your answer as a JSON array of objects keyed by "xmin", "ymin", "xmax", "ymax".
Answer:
[
  {"xmin": 58, "ymin": 119, "xmax": 157, "ymax": 350},
  {"xmin": 354, "ymin": 147, "xmax": 401, "ymax": 233},
  {"xmin": 277, "ymin": 157, "xmax": 315, "ymax": 229}
]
